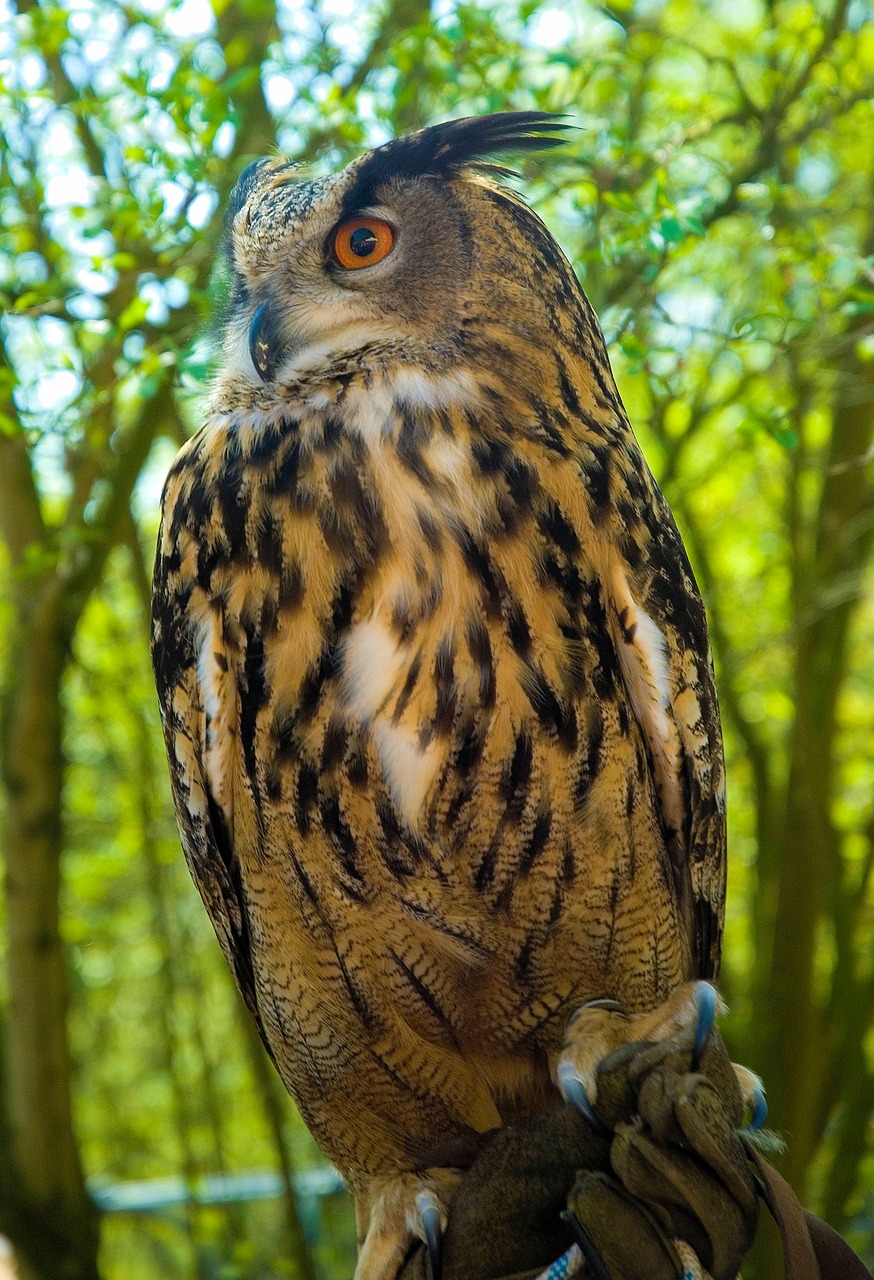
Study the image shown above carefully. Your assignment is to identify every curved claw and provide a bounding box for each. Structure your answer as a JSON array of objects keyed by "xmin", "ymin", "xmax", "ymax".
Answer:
[
  {"xmin": 560, "ymin": 1211, "xmax": 613, "ymax": 1280},
  {"xmin": 746, "ymin": 1085, "xmax": 768, "ymax": 1131},
  {"xmin": 565, "ymin": 998, "xmax": 625, "ymax": 1038},
  {"xmin": 578, "ymin": 997, "xmax": 625, "ymax": 1014},
  {"xmin": 557, "ymin": 1064, "xmax": 610, "ymax": 1135},
  {"xmin": 416, "ymin": 1190, "xmax": 443, "ymax": 1280},
  {"xmin": 691, "ymin": 982, "xmax": 718, "ymax": 1068}
]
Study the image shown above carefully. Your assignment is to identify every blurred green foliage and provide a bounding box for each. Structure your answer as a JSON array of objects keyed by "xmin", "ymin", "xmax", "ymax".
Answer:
[{"xmin": 0, "ymin": 0, "xmax": 873, "ymax": 1277}]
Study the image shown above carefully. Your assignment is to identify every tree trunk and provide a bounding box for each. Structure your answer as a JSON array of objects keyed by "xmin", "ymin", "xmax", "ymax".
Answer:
[
  {"xmin": 766, "ymin": 340, "xmax": 874, "ymax": 1193},
  {"xmin": 1, "ymin": 584, "xmax": 100, "ymax": 1280}
]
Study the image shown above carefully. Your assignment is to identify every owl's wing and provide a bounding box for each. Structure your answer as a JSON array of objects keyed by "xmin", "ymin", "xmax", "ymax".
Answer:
[
  {"xmin": 581, "ymin": 452, "xmax": 726, "ymax": 981},
  {"xmin": 151, "ymin": 505, "xmax": 263, "ymax": 1034}
]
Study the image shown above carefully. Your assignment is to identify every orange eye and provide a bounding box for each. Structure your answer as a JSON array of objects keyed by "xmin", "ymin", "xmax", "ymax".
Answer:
[{"xmin": 333, "ymin": 218, "xmax": 395, "ymax": 270}]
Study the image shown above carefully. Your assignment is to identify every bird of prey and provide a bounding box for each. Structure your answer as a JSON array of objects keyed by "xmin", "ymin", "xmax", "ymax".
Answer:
[{"xmin": 152, "ymin": 112, "xmax": 757, "ymax": 1279}]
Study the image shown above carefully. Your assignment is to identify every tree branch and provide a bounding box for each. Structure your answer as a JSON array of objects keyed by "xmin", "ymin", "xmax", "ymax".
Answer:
[
  {"xmin": 61, "ymin": 378, "xmax": 177, "ymax": 629},
  {"xmin": 0, "ymin": 342, "xmax": 48, "ymax": 576},
  {"xmin": 773, "ymin": 0, "xmax": 851, "ymax": 117}
]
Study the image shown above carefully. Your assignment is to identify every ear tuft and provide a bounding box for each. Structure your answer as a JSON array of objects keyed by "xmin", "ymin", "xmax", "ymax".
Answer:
[{"xmin": 346, "ymin": 111, "xmax": 572, "ymax": 203}]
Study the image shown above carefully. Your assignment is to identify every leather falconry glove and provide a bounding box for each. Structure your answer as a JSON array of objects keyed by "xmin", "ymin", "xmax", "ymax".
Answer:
[
  {"xmin": 398, "ymin": 1023, "xmax": 759, "ymax": 1280},
  {"xmin": 568, "ymin": 1026, "xmax": 758, "ymax": 1279}
]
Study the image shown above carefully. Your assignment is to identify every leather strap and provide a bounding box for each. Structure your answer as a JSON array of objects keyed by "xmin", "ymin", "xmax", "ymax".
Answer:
[{"xmin": 746, "ymin": 1144, "xmax": 873, "ymax": 1280}]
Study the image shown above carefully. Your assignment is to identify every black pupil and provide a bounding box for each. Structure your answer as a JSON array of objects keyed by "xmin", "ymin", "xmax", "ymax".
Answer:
[{"xmin": 349, "ymin": 226, "xmax": 378, "ymax": 257}]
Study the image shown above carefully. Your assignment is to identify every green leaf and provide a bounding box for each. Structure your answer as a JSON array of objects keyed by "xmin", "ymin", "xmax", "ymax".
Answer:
[{"xmin": 117, "ymin": 297, "xmax": 150, "ymax": 333}]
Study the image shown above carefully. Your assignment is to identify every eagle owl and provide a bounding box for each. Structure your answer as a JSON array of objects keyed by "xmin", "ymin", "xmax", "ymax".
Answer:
[{"xmin": 152, "ymin": 113, "xmax": 750, "ymax": 1278}]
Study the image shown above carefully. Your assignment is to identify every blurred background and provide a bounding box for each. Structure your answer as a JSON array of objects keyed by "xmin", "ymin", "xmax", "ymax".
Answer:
[{"xmin": 0, "ymin": 0, "xmax": 873, "ymax": 1276}]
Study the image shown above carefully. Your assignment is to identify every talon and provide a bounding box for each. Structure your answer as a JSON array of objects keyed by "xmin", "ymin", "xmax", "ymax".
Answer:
[
  {"xmin": 691, "ymin": 981, "xmax": 718, "ymax": 1068},
  {"xmin": 566, "ymin": 997, "xmax": 625, "ymax": 1036},
  {"xmin": 416, "ymin": 1190, "xmax": 442, "ymax": 1280},
  {"xmin": 579, "ymin": 997, "xmax": 625, "ymax": 1013},
  {"xmin": 560, "ymin": 1210, "xmax": 613, "ymax": 1280},
  {"xmin": 747, "ymin": 1084, "xmax": 768, "ymax": 1131},
  {"xmin": 557, "ymin": 1063, "xmax": 610, "ymax": 1134}
]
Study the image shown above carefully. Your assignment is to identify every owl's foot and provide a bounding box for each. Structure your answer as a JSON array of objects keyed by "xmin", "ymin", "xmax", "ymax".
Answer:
[
  {"xmin": 355, "ymin": 1170, "xmax": 460, "ymax": 1280},
  {"xmin": 555, "ymin": 980, "xmax": 767, "ymax": 1131}
]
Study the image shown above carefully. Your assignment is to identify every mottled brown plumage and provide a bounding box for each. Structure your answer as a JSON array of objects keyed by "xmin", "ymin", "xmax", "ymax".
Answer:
[{"xmin": 151, "ymin": 113, "xmax": 729, "ymax": 1277}]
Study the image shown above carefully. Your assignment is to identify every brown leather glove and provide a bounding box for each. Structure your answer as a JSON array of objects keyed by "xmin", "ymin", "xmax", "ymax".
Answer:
[
  {"xmin": 570, "ymin": 1027, "xmax": 758, "ymax": 1279},
  {"xmin": 398, "ymin": 1100, "xmax": 605, "ymax": 1280},
  {"xmin": 398, "ymin": 1025, "xmax": 759, "ymax": 1280}
]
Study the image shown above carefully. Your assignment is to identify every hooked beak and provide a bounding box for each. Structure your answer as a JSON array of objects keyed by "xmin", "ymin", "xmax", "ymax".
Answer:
[{"xmin": 248, "ymin": 300, "xmax": 289, "ymax": 383}]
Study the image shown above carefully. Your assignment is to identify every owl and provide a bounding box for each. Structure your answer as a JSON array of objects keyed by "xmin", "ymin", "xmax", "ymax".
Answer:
[{"xmin": 152, "ymin": 113, "xmax": 758, "ymax": 1279}]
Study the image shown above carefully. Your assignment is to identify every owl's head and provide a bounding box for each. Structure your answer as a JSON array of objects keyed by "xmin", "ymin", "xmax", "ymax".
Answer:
[{"xmin": 220, "ymin": 112, "xmax": 578, "ymax": 395}]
